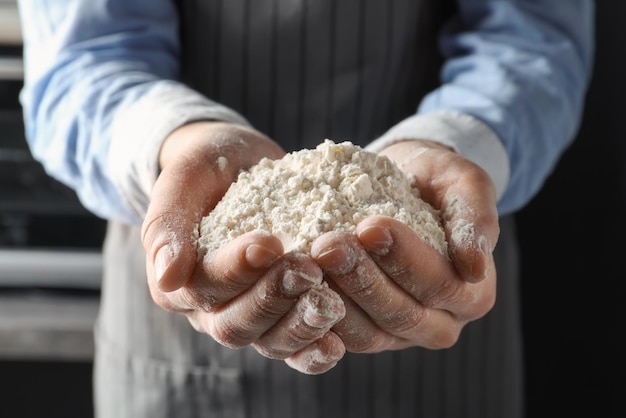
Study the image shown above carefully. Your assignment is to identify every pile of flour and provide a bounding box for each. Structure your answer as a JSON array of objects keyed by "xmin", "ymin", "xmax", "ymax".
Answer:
[{"xmin": 198, "ymin": 139, "xmax": 447, "ymax": 255}]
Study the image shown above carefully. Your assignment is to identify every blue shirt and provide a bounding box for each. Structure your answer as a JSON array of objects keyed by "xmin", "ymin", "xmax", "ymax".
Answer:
[{"xmin": 17, "ymin": 0, "xmax": 595, "ymax": 225}]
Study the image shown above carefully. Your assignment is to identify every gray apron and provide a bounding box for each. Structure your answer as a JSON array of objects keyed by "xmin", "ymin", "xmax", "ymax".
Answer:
[{"xmin": 94, "ymin": 1, "xmax": 524, "ymax": 417}]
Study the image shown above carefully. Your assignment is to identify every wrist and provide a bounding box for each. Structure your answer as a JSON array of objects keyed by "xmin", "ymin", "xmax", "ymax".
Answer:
[{"xmin": 159, "ymin": 120, "xmax": 240, "ymax": 170}]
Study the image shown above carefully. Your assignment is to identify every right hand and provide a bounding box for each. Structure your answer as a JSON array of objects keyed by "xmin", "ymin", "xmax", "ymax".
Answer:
[{"xmin": 141, "ymin": 121, "xmax": 346, "ymax": 374}]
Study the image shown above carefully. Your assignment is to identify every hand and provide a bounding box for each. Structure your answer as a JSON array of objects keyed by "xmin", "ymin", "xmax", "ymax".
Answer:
[
  {"xmin": 141, "ymin": 121, "xmax": 346, "ymax": 374},
  {"xmin": 311, "ymin": 139, "xmax": 499, "ymax": 352}
]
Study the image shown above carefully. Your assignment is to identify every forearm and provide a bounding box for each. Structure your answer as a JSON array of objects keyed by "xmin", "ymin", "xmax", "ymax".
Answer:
[
  {"xmin": 18, "ymin": 0, "xmax": 248, "ymax": 224},
  {"xmin": 370, "ymin": 0, "xmax": 595, "ymax": 215}
]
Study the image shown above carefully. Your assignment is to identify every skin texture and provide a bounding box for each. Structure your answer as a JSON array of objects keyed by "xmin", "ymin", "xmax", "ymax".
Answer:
[
  {"xmin": 142, "ymin": 121, "xmax": 346, "ymax": 374},
  {"xmin": 311, "ymin": 139, "xmax": 498, "ymax": 353},
  {"xmin": 141, "ymin": 120, "xmax": 499, "ymax": 374}
]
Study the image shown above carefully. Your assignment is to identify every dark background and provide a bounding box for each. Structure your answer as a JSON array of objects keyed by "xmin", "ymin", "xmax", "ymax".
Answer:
[
  {"xmin": 1, "ymin": 1, "xmax": 624, "ymax": 417},
  {"xmin": 517, "ymin": 1, "xmax": 626, "ymax": 416}
]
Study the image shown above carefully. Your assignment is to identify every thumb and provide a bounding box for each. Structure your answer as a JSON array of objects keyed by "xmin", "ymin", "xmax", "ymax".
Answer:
[
  {"xmin": 444, "ymin": 195, "xmax": 499, "ymax": 284},
  {"xmin": 142, "ymin": 210, "xmax": 198, "ymax": 292},
  {"xmin": 141, "ymin": 163, "xmax": 213, "ymax": 292}
]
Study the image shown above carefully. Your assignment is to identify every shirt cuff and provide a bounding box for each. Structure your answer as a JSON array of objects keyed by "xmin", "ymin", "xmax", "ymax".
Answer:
[
  {"xmin": 366, "ymin": 111, "xmax": 510, "ymax": 202},
  {"xmin": 108, "ymin": 80, "xmax": 251, "ymax": 223}
]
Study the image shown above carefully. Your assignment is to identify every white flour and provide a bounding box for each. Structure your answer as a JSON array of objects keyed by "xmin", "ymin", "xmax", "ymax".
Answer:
[{"xmin": 198, "ymin": 140, "xmax": 447, "ymax": 256}]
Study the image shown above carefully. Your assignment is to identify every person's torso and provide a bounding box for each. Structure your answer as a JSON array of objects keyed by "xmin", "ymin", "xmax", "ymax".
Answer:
[{"xmin": 177, "ymin": 0, "xmax": 456, "ymax": 151}]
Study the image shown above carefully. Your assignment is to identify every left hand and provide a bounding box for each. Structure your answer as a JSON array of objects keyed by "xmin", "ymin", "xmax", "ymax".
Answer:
[{"xmin": 310, "ymin": 139, "xmax": 500, "ymax": 353}]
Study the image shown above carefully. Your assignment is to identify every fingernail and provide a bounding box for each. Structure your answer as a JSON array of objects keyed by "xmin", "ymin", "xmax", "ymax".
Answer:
[
  {"xmin": 313, "ymin": 246, "xmax": 355, "ymax": 274},
  {"xmin": 154, "ymin": 245, "xmax": 174, "ymax": 284},
  {"xmin": 357, "ymin": 225, "xmax": 392, "ymax": 256},
  {"xmin": 246, "ymin": 244, "xmax": 279, "ymax": 269},
  {"xmin": 302, "ymin": 286, "xmax": 346, "ymax": 328},
  {"xmin": 281, "ymin": 270, "xmax": 322, "ymax": 296}
]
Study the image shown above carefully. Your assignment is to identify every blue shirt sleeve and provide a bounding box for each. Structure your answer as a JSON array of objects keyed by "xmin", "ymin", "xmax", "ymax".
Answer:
[
  {"xmin": 18, "ymin": 0, "xmax": 595, "ymax": 222},
  {"xmin": 18, "ymin": 0, "xmax": 182, "ymax": 224},
  {"xmin": 419, "ymin": 0, "xmax": 595, "ymax": 214}
]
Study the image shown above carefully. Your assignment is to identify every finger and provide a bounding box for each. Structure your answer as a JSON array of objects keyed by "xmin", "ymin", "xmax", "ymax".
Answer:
[
  {"xmin": 284, "ymin": 332, "xmax": 346, "ymax": 375},
  {"xmin": 356, "ymin": 216, "xmax": 496, "ymax": 321},
  {"xmin": 312, "ymin": 232, "xmax": 420, "ymax": 335},
  {"xmin": 312, "ymin": 230, "xmax": 464, "ymax": 349},
  {"xmin": 330, "ymin": 292, "xmax": 461, "ymax": 351},
  {"xmin": 151, "ymin": 230, "xmax": 284, "ymax": 313},
  {"xmin": 191, "ymin": 252, "xmax": 327, "ymax": 348},
  {"xmin": 252, "ymin": 283, "xmax": 346, "ymax": 359},
  {"xmin": 192, "ymin": 230, "xmax": 285, "ymax": 310},
  {"xmin": 323, "ymin": 285, "xmax": 397, "ymax": 352},
  {"xmin": 141, "ymin": 160, "xmax": 221, "ymax": 292},
  {"xmin": 142, "ymin": 197, "xmax": 202, "ymax": 293}
]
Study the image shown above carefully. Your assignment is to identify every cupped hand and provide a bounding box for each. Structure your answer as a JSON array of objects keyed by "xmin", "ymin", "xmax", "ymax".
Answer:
[
  {"xmin": 311, "ymin": 139, "xmax": 499, "ymax": 352},
  {"xmin": 141, "ymin": 121, "xmax": 346, "ymax": 374},
  {"xmin": 381, "ymin": 139, "xmax": 500, "ymax": 284},
  {"xmin": 143, "ymin": 121, "xmax": 285, "ymax": 292}
]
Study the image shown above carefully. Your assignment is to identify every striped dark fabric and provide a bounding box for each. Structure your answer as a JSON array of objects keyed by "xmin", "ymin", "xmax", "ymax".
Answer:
[
  {"xmin": 95, "ymin": 217, "xmax": 523, "ymax": 418},
  {"xmin": 176, "ymin": 0, "xmax": 454, "ymax": 151},
  {"xmin": 93, "ymin": 1, "xmax": 525, "ymax": 417}
]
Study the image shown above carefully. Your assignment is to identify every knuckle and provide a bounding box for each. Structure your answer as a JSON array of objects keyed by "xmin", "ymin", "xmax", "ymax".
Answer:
[
  {"xmin": 141, "ymin": 212, "xmax": 181, "ymax": 255},
  {"xmin": 286, "ymin": 323, "xmax": 327, "ymax": 345},
  {"xmin": 343, "ymin": 332, "xmax": 387, "ymax": 353},
  {"xmin": 140, "ymin": 214, "xmax": 163, "ymax": 249},
  {"xmin": 208, "ymin": 319, "xmax": 249, "ymax": 349},
  {"xmin": 249, "ymin": 299, "xmax": 285, "ymax": 322},
  {"xmin": 350, "ymin": 273, "xmax": 382, "ymax": 300},
  {"xmin": 220, "ymin": 264, "xmax": 255, "ymax": 289},
  {"xmin": 428, "ymin": 328, "xmax": 461, "ymax": 349},
  {"xmin": 149, "ymin": 285, "xmax": 194, "ymax": 314},
  {"xmin": 383, "ymin": 305, "xmax": 427, "ymax": 336},
  {"xmin": 178, "ymin": 286, "xmax": 218, "ymax": 312},
  {"xmin": 255, "ymin": 322, "xmax": 328, "ymax": 360},
  {"xmin": 422, "ymin": 278, "xmax": 462, "ymax": 308},
  {"xmin": 248, "ymin": 281, "xmax": 291, "ymax": 320},
  {"xmin": 252, "ymin": 342, "xmax": 287, "ymax": 360}
]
